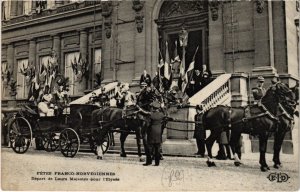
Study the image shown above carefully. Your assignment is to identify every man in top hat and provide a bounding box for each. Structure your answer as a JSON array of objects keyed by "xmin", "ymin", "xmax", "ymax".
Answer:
[
  {"xmin": 252, "ymin": 76, "xmax": 266, "ymax": 102},
  {"xmin": 140, "ymin": 70, "xmax": 152, "ymax": 87}
]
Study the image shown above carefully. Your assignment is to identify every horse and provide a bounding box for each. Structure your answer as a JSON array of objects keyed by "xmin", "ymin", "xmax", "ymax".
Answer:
[
  {"xmin": 203, "ymin": 85, "xmax": 283, "ymax": 171},
  {"xmin": 91, "ymin": 106, "xmax": 151, "ymax": 161},
  {"xmin": 272, "ymin": 82, "xmax": 298, "ymax": 169},
  {"xmin": 91, "ymin": 87, "xmax": 165, "ymax": 161}
]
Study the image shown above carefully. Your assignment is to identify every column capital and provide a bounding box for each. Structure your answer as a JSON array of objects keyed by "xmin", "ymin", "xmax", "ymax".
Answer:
[
  {"xmin": 78, "ymin": 28, "xmax": 89, "ymax": 34},
  {"xmin": 27, "ymin": 37, "xmax": 36, "ymax": 42},
  {"xmin": 50, "ymin": 33, "xmax": 61, "ymax": 38}
]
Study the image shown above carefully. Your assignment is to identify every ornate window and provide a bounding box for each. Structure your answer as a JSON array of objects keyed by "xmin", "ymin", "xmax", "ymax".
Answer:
[
  {"xmin": 64, "ymin": 52, "xmax": 80, "ymax": 95},
  {"xmin": 16, "ymin": 59, "xmax": 29, "ymax": 99},
  {"xmin": 94, "ymin": 49, "xmax": 101, "ymax": 73}
]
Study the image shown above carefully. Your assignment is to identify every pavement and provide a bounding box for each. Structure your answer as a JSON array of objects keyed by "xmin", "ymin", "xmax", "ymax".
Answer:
[{"xmin": 1, "ymin": 147, "xmax": 299, "ymax": 191}]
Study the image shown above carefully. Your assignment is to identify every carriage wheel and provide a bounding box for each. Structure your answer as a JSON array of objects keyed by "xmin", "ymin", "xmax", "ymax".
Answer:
[
  {"xmin": 42, "ymin": 133, "xmax": 59, "ymax": 152},
  {"xmin": 59, "ymin": 128, "xmax": 80, "ymax": 158},
  {"xmin": 89, "ymin": 132, "xmax": 110, "ymax": 155},
  {"xmin": 9, "ymin": 117, "xmax": 32, "ymax": 154}
]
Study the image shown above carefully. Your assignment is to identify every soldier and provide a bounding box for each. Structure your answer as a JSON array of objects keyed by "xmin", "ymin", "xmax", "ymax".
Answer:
[
  {"xmin": 143, "ymin": 101, "xmax": 165, "ymax": 166},
  {"xmin": 194, "ymin": 105, "xmax": 205, "ymax": 158},
  {"xmin": 252, "ymin": 76, "xmax": 266, "ymax": 102},
  {"xmin": 137, "ymin": 83, "xmax": 155, "ymax": 112}
]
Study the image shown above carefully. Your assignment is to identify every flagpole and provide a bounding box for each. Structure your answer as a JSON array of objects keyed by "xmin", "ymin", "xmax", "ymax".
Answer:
[
  {"xmin": 183, "ymin": 46, "xmax": 199, "ymax": 94},
  {"xmin": 188, "ymin": 45, "xmax": 199, "ymax": 86}
]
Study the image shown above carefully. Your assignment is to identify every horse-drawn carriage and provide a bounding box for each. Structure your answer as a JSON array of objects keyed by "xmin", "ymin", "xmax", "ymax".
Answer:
[{"xmin": 7, "ymin": 103, "xmax": 111, "ymax": 158}]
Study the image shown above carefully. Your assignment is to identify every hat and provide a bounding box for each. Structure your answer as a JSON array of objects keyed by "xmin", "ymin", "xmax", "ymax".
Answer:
[
  {"xmin": 257, "ymin": 76, "xmax": 265, "ymax": 82},
  {"xmin": 195, "ymin": 105, "xmax": 203, "ymax": 111}
]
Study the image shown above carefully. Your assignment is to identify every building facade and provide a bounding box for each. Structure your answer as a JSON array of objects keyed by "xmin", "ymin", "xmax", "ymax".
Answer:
[{"xmin": 1, "ymin": 0, "xmax": 299, "ymax": 153}]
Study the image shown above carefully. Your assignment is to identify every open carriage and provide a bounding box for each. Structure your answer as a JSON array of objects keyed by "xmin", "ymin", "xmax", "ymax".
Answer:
[{"xmin": 7, "ymin": 103, "xmax": 112, "ymax": 158}]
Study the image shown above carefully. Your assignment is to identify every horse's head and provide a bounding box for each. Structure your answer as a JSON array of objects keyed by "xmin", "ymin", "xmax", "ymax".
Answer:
[{"xmin": 274, "ymin": 82, "xmax": 298, "ymax": 117}]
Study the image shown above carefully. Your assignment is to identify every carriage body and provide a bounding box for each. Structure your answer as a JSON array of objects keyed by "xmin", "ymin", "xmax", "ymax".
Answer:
[{"xmin": 8, "ymin": 104, "xmax": 70, "ymax": 154}]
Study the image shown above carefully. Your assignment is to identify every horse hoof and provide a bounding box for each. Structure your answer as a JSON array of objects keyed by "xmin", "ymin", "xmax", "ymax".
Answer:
[
  {"xmin": 260, "ymin": 166, "xmax": 268, "ymax": 172},
  {"xmin": 274, "ymin": 164, "xmax": 280, "ymax": 169},
  {"xmin": 97, "ymin": 156, "xmax": 102, "ymax": 160},
  {"xmin": 120, "ymin": 153, "xmax": 127, "ymax": 157},
  {"xmin": 234, "ymin": 162, "xmax": 241, "ymax": 167},
  {"xmin": 207, "ymin": 161, "xmax": 216, "ymax": 167}
]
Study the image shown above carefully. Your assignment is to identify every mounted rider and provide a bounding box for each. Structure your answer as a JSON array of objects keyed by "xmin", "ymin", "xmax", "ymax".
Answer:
[{"xmin": 252, "ymin": 76, "xmax": 266, "ymax": 104}]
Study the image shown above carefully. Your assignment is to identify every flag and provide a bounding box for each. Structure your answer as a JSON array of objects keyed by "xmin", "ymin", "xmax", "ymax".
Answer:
[
  {"xmin": 181, "ymin": 61, "xmax": 195, "ymax": 93},
  {"xmin": 164, "ymin": 41, "xmax": 171, "ymax": 80},
  {"xmin": 171, "ymin": 41, "xmax": 181, "ymax": 75}
]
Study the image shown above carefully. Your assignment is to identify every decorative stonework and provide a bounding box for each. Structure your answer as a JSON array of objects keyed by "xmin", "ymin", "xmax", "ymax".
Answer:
[
  {"xmin": 101, "ymin": 1, "xmax": 113, "ymax": 39},
  {"xmin": 255, "ymin": 0, "xmax": 265, "ymax": 14},
  {"xmin": 104, "ymin": 18, "xmax": 112, "ymax": 39},
  {"xmin": 208, "ymin": 0, "xmax": 220, "ymax": 21},
  {"xmin": 101, "ymin": 1, "xmax": 113, "ymax": 18},
  {"xmin": 159, "ymin": 1, "xmax": 207, "ymax": 18},
  {"xmin": 132, "ymin": 0, "xmax": 144, "ymax": 33}
]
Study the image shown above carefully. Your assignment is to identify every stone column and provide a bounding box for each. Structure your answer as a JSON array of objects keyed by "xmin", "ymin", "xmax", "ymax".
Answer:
[
  {"xmin": 10, "ymin": 1, "xmax": 18, "ymax": 17},
  {"xmin": 80, "ymin": 29, "xmax": 88, "ymax": 90},
  {"xmin": 31, "ymin": 1, "xmax": 36, "ymax": 12},
  {"xmin": 209, "ymin": 5, "xmax": 225, "ymax": 75},
  {"xmin": 252, "ymin": 1, "xmax": 277, "ymax": 77},
  {"xmin": 80, "ymin": 30, "xmax": 88, "ymax": 60},
  {"xmin": 52, "ymin": 34, "xmax": 61, "ymax": 70},
  {"xmin": 29, "ymin": 39, "xmax": 36, "ymax": 69},
  {"xmin": 17, "ymin": 1, "xmax": 23, "ymax": 16},
  {"xmin": 7, "ymin": 44, "xmax": 15, "ymax": 80}
]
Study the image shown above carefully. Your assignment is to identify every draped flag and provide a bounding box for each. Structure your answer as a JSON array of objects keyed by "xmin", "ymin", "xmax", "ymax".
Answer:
[
  {"xmin": 171, "ymin": 41, "xmax": 181, "ymax": 75},
  {"xmin": 181, "ymin": 60, "xmax": 195, "ymax": 93},
  {"xmin": 164, "ymin": 41, "xmax": 171, "ymax": 80},
  {"xmin": 181, "ymin": 46, "xmax": 199, "ymax": 93}
]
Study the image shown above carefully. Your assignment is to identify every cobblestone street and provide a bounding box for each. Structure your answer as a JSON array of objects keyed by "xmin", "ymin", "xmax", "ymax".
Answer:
[{"xmin": 1, "ymin": 147, "xmax": 299, "ymax": 191}]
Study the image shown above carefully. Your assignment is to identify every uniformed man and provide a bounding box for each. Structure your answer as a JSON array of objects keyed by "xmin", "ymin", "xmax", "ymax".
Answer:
[
  {"xmin": 137, "ymin": 83, "xmax": 156, "ymax": 112},
  {"xmin": 194, "ymin": 105, "xmax": 205, "ymax": 158},
  {"xmin": 143, "ymin": 101, "xmax": 165, "ymax": 166},
  {"xmin": 252, "ymin": 76, "xmax": 266, "ymax": 102},
  {"xmin": 98, "ymin": 87, "xmax": 109, "ymax": 107}
]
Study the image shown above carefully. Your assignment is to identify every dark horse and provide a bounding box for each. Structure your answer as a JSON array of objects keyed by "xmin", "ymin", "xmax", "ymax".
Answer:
[
  {"xmin": 90, "ymin": 106, "xmax": 151, "ymax": 161},
  {"xmin": 203, "ymin": 84, "xmax": 288, "ymax": 171},
  {"xmin": 90, "ymin": 88, "xmax": 167, "ymax": 161},
  {"xmin": 272, "ymin": 83, "xmax": 298, "ymax": 169}
]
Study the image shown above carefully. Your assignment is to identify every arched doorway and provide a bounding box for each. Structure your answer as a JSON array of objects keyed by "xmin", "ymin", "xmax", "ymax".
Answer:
[
  {"xmin": 155, "ymin": 1, "xmax": 209, "ymax": 85},
  {"xmin": 155, "ymin": 1, "xmax": 209, "ymax": 140}
]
